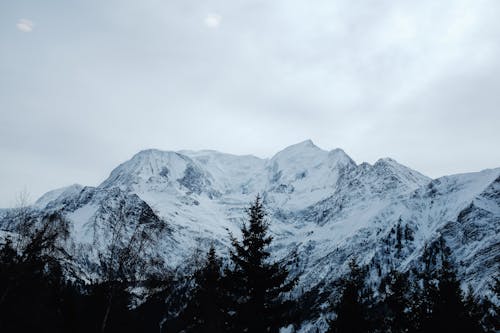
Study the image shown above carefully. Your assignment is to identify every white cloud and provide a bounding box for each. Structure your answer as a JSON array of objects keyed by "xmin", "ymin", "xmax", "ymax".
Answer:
[
  {"xmin": 16, "ymin": 19, "xmax": 34, "ymax": 32},
  {"xmin": 204, "ymin": 13, "xmax": 221, "ymax": 28}
]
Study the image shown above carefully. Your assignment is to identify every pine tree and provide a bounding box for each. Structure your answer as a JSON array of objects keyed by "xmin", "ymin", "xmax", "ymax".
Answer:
[
  {"xmin": 483, "ymin": 276, "xmax": 500, "ymax": 332},
  {"xmin": 178, "ymin": 245, "xmax": 227, "ymax": 333},
  {"xmin": 430, "ymin": 248, "xmax": 463, "ymax": 331},
  {"xmin": 395, "ymin": 220, "xmax": 403, "ymax": 255},
  {"xmin": 421, "ymin": 242, "xmax": 485, "ymax": 333},
  {"xmin": 404, "ymin": 224, "xmax": 414, "ymax": 241},
  {"xmin": 226, "ymin": 195, "xmax": 297, "ymax": 333},
  {"xmin": 381, "ymin": 269, "xmax": 412, "ymax": 333},
  {"xmin": 463, "ymin": 285, "xmax": 486, "ymax": 333},
  {"xmin": 328, "ymin": 258, "xmax": 370, "ymax": 333},
  {"xmin": 414, "ymin": 240, "xmax": 446, "ymax": 332},
  {"xmin": 407, "ymin": 279, "xmax": 426, "ymax": 333}
]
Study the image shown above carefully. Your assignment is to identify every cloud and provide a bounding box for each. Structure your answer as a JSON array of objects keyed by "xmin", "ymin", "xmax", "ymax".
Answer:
[
  {"xmin": 16, "ymin": 19, "xmax": 34, "ymax": 32},
  {"xmin": 204, "ymin": 13, "xmax": 221, "ymax": 28},
  {"xmin": 1, "ymin": 0, "xmax": 500, "ymax": 207}
]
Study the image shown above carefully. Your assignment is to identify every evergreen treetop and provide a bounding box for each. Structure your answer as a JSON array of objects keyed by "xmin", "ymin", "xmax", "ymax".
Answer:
[{"xmin": 226, "ymin": 195, "xmax": 297, "ymax": 333}]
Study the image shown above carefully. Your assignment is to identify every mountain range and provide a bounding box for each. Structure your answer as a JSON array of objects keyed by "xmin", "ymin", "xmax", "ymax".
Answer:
[{"xmin": 1, "ymin": 140, "xmax": 499, "ymax": 331}]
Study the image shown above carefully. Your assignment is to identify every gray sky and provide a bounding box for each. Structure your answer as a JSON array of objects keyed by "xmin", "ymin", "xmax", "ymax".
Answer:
[{"xmin": 1, "ymin": 0, "xmax": 499, "ymax": 207}]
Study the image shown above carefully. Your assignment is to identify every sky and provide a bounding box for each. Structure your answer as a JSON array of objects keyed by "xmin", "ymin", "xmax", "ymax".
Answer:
[{"xmin": 1, "ymin": 0, "xmax": 499, "ymax": 207}]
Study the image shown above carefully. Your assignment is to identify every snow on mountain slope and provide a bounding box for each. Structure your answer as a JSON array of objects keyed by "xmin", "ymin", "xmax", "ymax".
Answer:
[
  {"xmin": 1, "ymin": 140, "xmax": 498, "ymax": 332},
  {"xmin": 34, "ymin": 184, "xmax": 84, "ymax": 209},
  {"xmin": 179, "ymin": 149, "xmax": 267, "ymax": 196},
  {"xmin": 265, "ymin": 140, "xmax": 357, "ymax": 210},
  {"xmin": 286, "ymin": 167, "xmax": 500, "ymax": 298},
  {"xmin": 431, "ymin": 171, "xmax": 500, "ymax": 290}
]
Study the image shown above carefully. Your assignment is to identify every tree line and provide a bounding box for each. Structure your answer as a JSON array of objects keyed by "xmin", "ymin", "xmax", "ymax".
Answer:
[
  {"xmin": 326, "ymin": 251, "xmax": 499, "ymax": 333},
  {"xmin": 0, "ymin": 196, "xmax": 498, "ymax": 332}
]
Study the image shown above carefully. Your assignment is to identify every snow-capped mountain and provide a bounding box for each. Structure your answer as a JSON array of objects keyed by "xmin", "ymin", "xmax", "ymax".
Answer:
[{"xmin": 1, "ymin": 140, "xmax": 498, "ymax": 331}]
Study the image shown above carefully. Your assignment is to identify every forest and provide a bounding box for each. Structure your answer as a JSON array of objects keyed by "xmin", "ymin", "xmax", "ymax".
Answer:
[{"xmin": 0, "ymin": 196, "xmax": 498, "ymax": 333}]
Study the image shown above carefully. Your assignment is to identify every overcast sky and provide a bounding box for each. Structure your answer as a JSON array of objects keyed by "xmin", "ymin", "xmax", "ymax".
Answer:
[{"xmin": 1, "ymin": 0, "xmax": 499, "ymax": 207}]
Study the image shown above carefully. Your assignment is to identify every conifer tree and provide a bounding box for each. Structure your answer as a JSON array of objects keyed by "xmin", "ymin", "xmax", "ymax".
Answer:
[
  {"xmin": 429, "ymin": 246, "xmax": 467, "ymax": 332},
  {"xmin": 328, "ymin": 258, "xmax": 370, "ymax": 333},
  {"xmin": 178, "ymin": 245, "xmax": 227, "ymax": 333},
  {"xmin": 417, "ymin": 240, "xmax": 485, "ymax": 333},
  {"xmin": 381, "ymin": 269, "xmax": 412, "ymax": 333},
  {"xmin": 414, "ymin": 241, "xmax": 445, "ymax": 332},
  {"xmin": 482, "ymin": 276, "xmax": 500, "ymax": 332},
  {"xmin": 226, "ymin": 195, "xmax": 297, "ymax": 333},
  {"xmin": 463, "ymin": 285, "xmax": 486, "ymax": 333},
  {"xmin": 406, "ymin": 279, "xmax": 425, "ymax": 333},
  {"xmin": 395, "ymin": 220, "xmax": 403, "ymax": 255}
]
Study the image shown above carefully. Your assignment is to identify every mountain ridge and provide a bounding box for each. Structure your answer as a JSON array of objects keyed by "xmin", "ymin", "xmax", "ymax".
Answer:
[{"xmin": 1, "ymin": 141, "xmax": 499, "ymax": 332}]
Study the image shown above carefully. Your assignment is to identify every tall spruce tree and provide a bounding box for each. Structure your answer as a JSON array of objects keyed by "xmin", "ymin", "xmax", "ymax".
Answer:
[
  {"xmin": 178, "ymin": 245, "xmax": 227, "ymax": 333},
  {"xmin": 226, "ymin": 195, "xmax": 297, "ymax": 333},
  {"xmin": 328, "ymin": 258, "xmax": 371, "ymax": 333},
  {"xmin": 483, "ymin": 276, "xmax": 500, "ymax": 332},
  {"xmin": 414, "ymin": 241, "xmax": 445, "ymax": 332},
  {"xmin": 411, "ymin": 238, "xmax": 485, "ymax": 333},
  {"xmin": 463, "ymin": 285, "xmax": 486, "ymax": 333},
  {"xmin": 431, "ymin": 253, "xmax": 475, "ymax": 333},
  {"xmin": 380, "ymin": 269, "xmax": 412, "ymax": 333}
]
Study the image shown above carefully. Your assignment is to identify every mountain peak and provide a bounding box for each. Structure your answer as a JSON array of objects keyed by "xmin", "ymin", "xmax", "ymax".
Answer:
[
  {"xmin": 34, "ymin": 184, "xmax": 83, "ymax": 208},
  {"xmin": 135, "ymin": 148, "xmax": 163, "ymax": 155},
  {"xmin": 271, "ymin": 140, "xmax": 323, "ymax": 161},
  {"xmin": 132, "ymin": 148, "xmax": 180, "ymax": 160},
  {"xmin": 375, "ymin": 157, "xmax": 397, "ymax": 163},
  {"xmin": 2, "ymin": 139, "xmax": 498, "ymax": 333},
  {"xmin": 296, "ymin": 139, "xmax": 316, "ymax": 147},
  {"xmin": 328, "ymin": 148, "xmax": 356, "ymax": 167},
  {"xmin": 288, "ymin": 139, "xmax": 319, "ymax": 150},
  {"xmin": 373, "ymin": 157, "xmax": 431, "ymax": 188},
  {"xmin": 100, "ymin": 149, "xmax": 191, "ymax": 190}
]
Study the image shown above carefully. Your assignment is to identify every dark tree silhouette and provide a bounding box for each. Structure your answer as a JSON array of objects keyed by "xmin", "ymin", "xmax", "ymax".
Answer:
[
  {"xmin": 0, "ymin": 212, "xmax": 72, "ymax": 332},
  {"xmin": 482, "ymin": 276, "xmax": 500, "ymax": 331},
  {"xmin": 0, "ymin": 194, "xmax": 496, "ymax": 333},
  {"xmin": 96, "ymin": 208, "xmax": 167, "ymax": 332},
  {"xmin": 380, "ymin": 269, "xmax": 412, "ymax": 332},
  {"xmin": 177, "ymin": 245, "xmax": 227, "ymax": 332},
  {"xmin": 226, "ymin": 195, "xmax": 297, "ymax": 333},
  {"xmin": 409, "ymin": 238, "xmax": 486, "ymax": 333},
  {"xmin": 430, "ymin": 252, "xmax": 482, "ymax": 333},
  {"xmin": 328, "ymin": 258, "xmax": 371, "ymax": 333}
]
